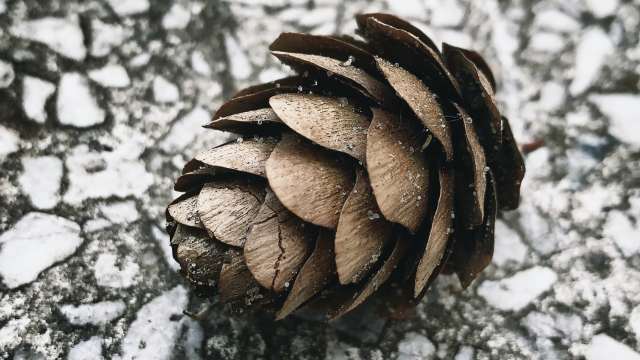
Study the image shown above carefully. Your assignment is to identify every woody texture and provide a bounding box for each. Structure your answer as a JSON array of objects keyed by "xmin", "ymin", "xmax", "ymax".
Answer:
[{"xmin": 166, "ymin": 13, "xmax": 525, "ymax": 321}]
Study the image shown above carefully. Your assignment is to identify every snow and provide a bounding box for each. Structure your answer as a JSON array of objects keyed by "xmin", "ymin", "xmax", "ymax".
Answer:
[
  {"xmin": 603, "ymin": 210, "xmax": 640, "ymax": 257},
  {"xmin": 571, "ymin": 183, "xmax": 621, "ymax": 225},
  {"xmin": 129, "ymin": 53, "xmax": 151, "ymax": 68},
  {"xmin": 311, "ymin": 23, "xmax": 336, "ymax": 36},
  {"xmin": 0, "ymin": 125, "xmax": 20, "ymax": 161},
  {"xmin": 57, "ymin": 73, "xmax": 106, "ymax": 128},
  {"xmin": 163, "ymin": 4, "xmax": 191, "ymax": 29},
  {"xmin": 631, "ymin": 305, "xmax": 640, "ymax": 343},
  {"xmin": 521, "ymin": 312, "xmax": 558, "ymax": 338},
  {"xmin": 589, "ymin": 94, "xmax": 640, "ymax": 149},
  {"xmin": 477, "ymin": 266, "xmax": 558, "ymax": 311},
  {"xmin": 534, "ymin": 10, "xmax": 581, "ymax": 32},
  {"xmin": 0, "ymin": 60, "xmax": 14, "ymax": 88},
  {"xmin": 191, "ymin": 50, "xmax": 211, "ymax": 75},
  {"xmin": 387, "ymin": 0, "xmax": 425, "ymax": 19},
  {"xmin": 60, "ymin": 301, "xmax": 126, "ymax": 325},
  {"xmin": 68, "ymin": 336, "xmax": 104, "ymax": 360},
  {"xmin": 493, "ymin": 219, "xmax": 527, "ymax": 266},
  {"xmin": 585, "ymin": 0, "xmax": 619, "ymax": 18},
  {"xmin": 0, "ymin": 212, "xmax": 83, "ymax": 289},
  {"xmin": 91, "ymin": 20, "xmax": 127, "ymax": 57},
  {"xmin": 152, "ymin": 225, "xmax": 180, "ymax": 270},
  {"xmin": 106, "ymin": 0, "xmax": 150, "ymax": 17},
  {"xmin": 84, "ymin": 218, "xmax": 112, "ymax": 232},
  {"xmin": 88, "ymin": 65, "xmax": 131, "ymax": 88},
  {"xmin": 224, "ymin": 33, "xmax": 252, "ymax": 80},
  {"xmin": 454, "ymin": 346, "xmax": 474, "ymax": 360},
  {"xmin": 94, "ymin": 253, "xmax": 140, "ymax": 288},
  {"xmin": 529, "ymin": 32, "xmax": 565, "ymax": 52},
  {"xmin": 22, "ymin": 76, "xmax": 56, "ymax": 123},
  {"xmin": 397, "ymin": 332, "xmax": 436, "ymax": 360},
  {"xmin": 153, "ymin": 75, "xmax": 180, "ymax": 103},
  {"xmin": 18, "ymin": 156, "xmax": 63, "ymax": 210},
  {"xmin": 298, "ymin": 8, "xmax": 336, "ymax": 27},
  {"xmin": 160, "ymin": 107, "xmax": 210, "ymax": 152},
  {"xmin": 10, "ymin": 17, "xmax": 86, "ymax": 61},
  {"xmin": 539, "ymin": 82, "xmax": 566, "ymax": 111},
  {"xmin": 569, "ymin": 28, "xmax": 613, "ymax": 96},
  {"xmin": 0, "ymin": 317, "xmax": 30, "ymax": 349},
  {"xmin": 0, "ymin": 0, "xmax": 5, "ymax": 14},
  {"xmin": 259, "ymin": 67, "xmax": 289, "ymax": 83},
  {"xmin": 585, "ymin": 334, "xmax": 640, "ymax": 360},
  {"xmin": 100, "ymin": 201, "xmax": 139, "ymax": 224},
  {"xmin": 115, "ymin": 286, "xmax": 189, "ymax": 360},
  {"xmin": 425, "ymin": 0, "xmax": 465, "ymax": 27}
]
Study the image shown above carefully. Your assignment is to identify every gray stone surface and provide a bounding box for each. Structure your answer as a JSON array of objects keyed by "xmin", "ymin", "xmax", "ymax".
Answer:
[{"xmin": 1, "ymin": 0, "xmax": 640, "ymax": 359}]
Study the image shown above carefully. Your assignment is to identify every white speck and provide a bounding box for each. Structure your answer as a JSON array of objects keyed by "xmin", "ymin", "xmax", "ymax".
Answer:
[
  {"xmin": 387, "ymin": 0, "xmax": 425, "ymax": 20},
  {"xmin": 152, "ymin": 225, "xmax": 180, "ymax": 270},
  {"xmin": 60, "ymin": 301, "xmax": 126, "ymax": 325},
  {"xmin": 129, "ymin": 53, "xmax": 151, "ymax": 68},
  {"xmin": 100, "ymin": 200, "xmax": 139, "ymax": 224},
  {"xmin": 106, "ymin": 0, "xmax": 150, "ymax": 17},
  {"xmin": 259, "ymin": 67, "xmax": 289, "ymax": 83},
  {"xmin": 22, "ymin": 76, "xmax": 55, "ymax": 123},
  {"xmin": 94, "ymin": 253, "xmax": 140, "ymax": 288},
  {"xmin": 117, "ymin": 286, "xmax": 189, "ymax": 360},
  {"xmin": 224, "ymin": 32, "xmax": 251, "ymax": 80},
  {"xmin": 160, "ymin": 107, "xmax": 212, "ymax": 152},
  {"xmin": 539, "ymin": 82, "xmax": 565, "ymax": 111},
  {"xmin": 529, "ymin": 32, "xmax": 565, "ymax": 53},
  {"xmin": 18, "ymin": 156, "xmax": 63, "ymax": 210},
  {"xmin": 492, "ymin": 219, "xmax": 527, "ymax": 266},
  {"xmin": 68, "ymin": 336, "xmax": 104, "ymax": 360},
  {"xmin": 603, "ymin": 210, "xmax": 640, "ymax": 257},
  {"xmin": 91, "ymin": 19, "xmax": 127, "ymax": 57},
  {"xmin": 284, "ymin": 282, "xmax": 290, "ymax": 288},
  {"xmin": 153, "ymin": 75, "xmax": 180, "ymax": 103},
  {"xmin": 367, "ymin": 210, "xmax": 380, "ymax": 220},
  {"xmin": 0, "ymin": 125, "xmax": 19, "ymax": 161},
  {"xmin": 338, "ymin": 97, "xmax": 348, "ymax": 107},
  {"xmin": 589, "ymin": 94, "xmax": 640, "ymax": 149},
  {"xmin": 10, "ymin": 16, "xmax": 86, "ymax": 60},
  {"xmin": 397, "ymin": 332, "xmax": 436, "ymax": 360},
  {"xmin": 585, "ymin": 0, "xmax": 619, "ymax": 18},
  {"xmin": 454, "ymin": 346, "xmax": 474, "ymax": 360},
  {"xmin": 57, "ymin": 72, "xmax": 106, "ymax": 127},
  {"xmin": 585, "ymin": 334, "xmax": 640, "ymax": 360},
  {"xmin": 534, "ymin": 10, "xmax": 581, "ymax": 32},
  {"xmin": 477, "ymin": 266, "xmax": 558, "ymax": 311},
  {"xmin": 162, "ymin": 4, "xmax": 191, "ymax": 29},
  {"xmin": 299, "ymin": 7, "xmax": 336, "ymax": 27},
  {"xmin": 89, "ymin": 65, "xmax": 130, "ymax": 88},
  {"xmin": 569, "ymin": 28, "xmax": 613, "ymax": 96},
  {"xmin": 191, "ymin": 50, "xmax": 211, "ymax": 76},
  {"xmin": 84, "ymin": 218, "xmax": 111, "ymax": 232},
  {"xmin": 0, "ymin": 60, "xmax": 14, "ymax": 88},
  {"xmin": 0, "ymin": 212, "xmax": 83, "ymax": 289}
]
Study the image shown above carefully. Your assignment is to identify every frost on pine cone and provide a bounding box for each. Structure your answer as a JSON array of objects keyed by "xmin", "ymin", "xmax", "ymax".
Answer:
[{"xmin": 166, "ymin": 13, "xmax": 525, "ymax": 321}]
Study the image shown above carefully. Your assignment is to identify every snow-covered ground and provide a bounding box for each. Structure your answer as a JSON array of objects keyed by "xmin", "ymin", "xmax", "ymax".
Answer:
[{"xmin": 1, "ymin": 0, "xmax": 640, "ymax": 359}]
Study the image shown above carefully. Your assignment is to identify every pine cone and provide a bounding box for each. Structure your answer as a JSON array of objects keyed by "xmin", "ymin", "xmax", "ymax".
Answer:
[{"xmin": 166, "ymin": 13, "xmax": 525, "ymax": 321}]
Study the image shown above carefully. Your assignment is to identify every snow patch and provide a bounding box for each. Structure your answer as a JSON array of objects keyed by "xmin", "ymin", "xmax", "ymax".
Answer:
[
  {"xmin": 23, "ymin": 76, "xmax": 56, "ymax": 123},
  {"xmin": 224, "ymin": 33, "xmax": 252, "ymax": 80},
  {"xmin": 259, "ymin": 67, "xmax": 289, "ymax": 83},
  {"xmin": 100, "ymin": 201, "xmax": 139, "ymax": 224},
  {"xmin": 539, "ymin": 82, "xmax": 565, "ymax": 111},
  {"xmin": 129, "ymin": 53, "xmax": 151, "ymax": 68},
  {"xmin": 160, "ymin": 107, "xmax": 210, "ymax": 153},
  {"xmin": 60, "ymin": 301, "xmax": 126, "ymax": 325},
  {"xmin": 57, "ymin": 73, "xmax": 106, "ymax": 127},
  {"xmin": 106, "ymin": 0, "xmax": 150, "ymax": 17},
  {"xmin": 631, "ymin": 305, "xmax": 640, "ymax": 343},
  {"xmin": 91, "ymin": 20, "xmax": 127, "ymax": 57},
  {"xmin": 0, "ymin": 213, "xmax": 83, "ymax": 288},
  {"xmin": 0, "ymin": 317, "xmax": 30, "ymax": 348},
  {"xmin": 163, "ymin": 4, "xmax": 191, "ymax": 29},
  {"xmin": 0, "ymin": 125, "xmax": 20, "ymax": 161},
  {"xmin": 397, "ymin": 332, "xmax": 436, "ymax": 360},
  {"xmin": 18, "ymin": 156, "xmax": 63, "ymax": 210},
  {"xmin": 589, "ymin": 94, "xmax": 640, "ymax": 149},
  {"xmin": 298, "ymin": 7, "xmax": 336, "ymax": 27},
  {"xmin": 425, "ymin": 0, "xmax": 465, "ymax": 27},
  {"xmin": 529, "ymin": 32, "xmax": 565, "ymax": 52},
  {"xmin": 89, "ymin": 65, "xmax": 131, "ymax": 88},
  {"xmin": 493, "ymin": 219, "xmax": 527, "ymax": 266},
  {"xmin": 68, "ymin": 336, "xmax": 104, "ymax": 360},
  {"xmin": 0, "ymin": 60, "xmax": 14, "ymax": 88},
  {"xmin": 570, "ymin": 28, "xmax": 613, "ymax": 96},
  {"xmin": 477, "ymin": 266, "xmax": 558, "ymax": 311},
  {"xmin": 191, "ymin": 50, "xmax": 211, "ymax": 76},
  {"xmin": 84, "ymin": 218, "xmax": 112, "ymax": 232},
  {"xmin": 585, "ymin": 0, "xmax": 619, "ymax": 18},
  {"xmin": 387, "ymin": 0, "xmax": 425, "ymax": 20},
  {"xmin": 603, "ymin": 210, "xmax": 640, "ymax": 257},
  {"xmin": 585, "ymin": 334, "xmax": 640, "ymax": 360},
  {"xmin": 94, "ymin": 253, "xmax": 140, "ymax": 288},
  {"xmin": 152, "ymin": 225, "xmax": 180, "ymax": 270},
  {"xmin": 10, "ymin": 17, "xmax": 86, "ymax": 60},
  {"xmin": 115, "ymin": 286, "xmax": 189, "ymax": 360},
  {"xmin": 153, "ymin": 75, "xmax": 180, "ymax": 103},
  {"xmin": 534, "ymin": 10, "xmax": 580, "ymax": 32},
  {"xmin": 454, "ymin": 346, "xmax": 475, "ymax": 360}
]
